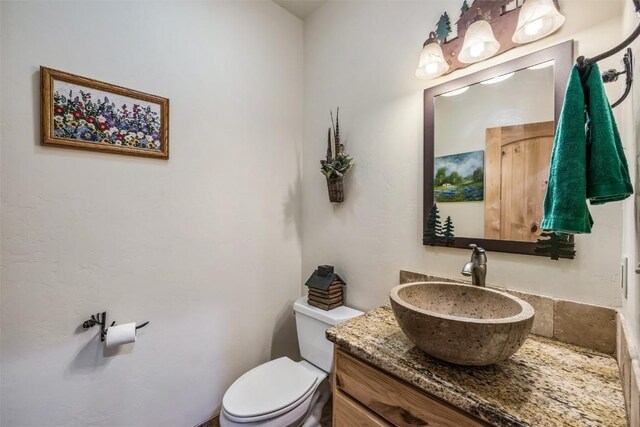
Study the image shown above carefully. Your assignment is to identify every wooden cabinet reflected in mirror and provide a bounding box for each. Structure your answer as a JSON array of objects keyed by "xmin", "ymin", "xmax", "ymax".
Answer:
[{"xmin": 423, "ymin": 41, "xmax": 573, "ymax": 256}]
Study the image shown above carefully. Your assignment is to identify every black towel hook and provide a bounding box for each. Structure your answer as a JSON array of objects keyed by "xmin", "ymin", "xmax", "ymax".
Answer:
[
  {"xmin": 82, "ymin": 312, "xmax": 149, "ymax": 342},
  {"xmin": 575, "ymin": 0, "xmax": 638, "ymax": 108},
  {"xmin": 576, "ymin": 0, "xmax": 640, "ymax": 68},
  {"xmin": 601, "ymin": 48, "xmax": 633, "ymax": 109}
]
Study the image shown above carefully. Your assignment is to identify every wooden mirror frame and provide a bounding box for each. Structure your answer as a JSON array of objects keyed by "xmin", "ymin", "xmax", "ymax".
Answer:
[{"xmin": 423, "ymin": 40, "xmax": 574, "ymax": 256}]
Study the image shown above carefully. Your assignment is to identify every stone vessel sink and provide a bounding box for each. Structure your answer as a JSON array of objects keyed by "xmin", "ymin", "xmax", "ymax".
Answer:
[{"xmin": 389, "ymin": 282, "xmax": 534, "ymax": 366}]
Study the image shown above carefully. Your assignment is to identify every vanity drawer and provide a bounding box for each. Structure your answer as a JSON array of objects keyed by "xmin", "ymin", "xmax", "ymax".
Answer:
[
  {"xmin": 334, "ymin": 389, "xmax": 391, "ymax": 426},
  {"xmin": 334, "ymin": 348, "xmax": 489, "ymax": 427}
]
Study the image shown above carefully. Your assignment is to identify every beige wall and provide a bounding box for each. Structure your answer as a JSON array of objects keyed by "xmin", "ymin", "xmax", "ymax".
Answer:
[
  {"xmin": 0, "ymin": 2, "xmax": 303, "ymax": 426},
  {"xmin": 303, "ymin": 0, "xmax": 626, "ymax": 310}
]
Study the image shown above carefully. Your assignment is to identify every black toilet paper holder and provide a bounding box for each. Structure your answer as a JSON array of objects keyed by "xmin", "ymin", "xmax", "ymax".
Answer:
[{"xmin": 82, "ymin": 312, "xmax": 150, "ymax": 342}]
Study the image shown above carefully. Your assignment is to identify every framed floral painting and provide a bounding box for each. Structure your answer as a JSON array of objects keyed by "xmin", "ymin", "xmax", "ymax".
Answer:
[{"xmin": 41, "ymin": 67, "xmax": 169, "ymax": 159}]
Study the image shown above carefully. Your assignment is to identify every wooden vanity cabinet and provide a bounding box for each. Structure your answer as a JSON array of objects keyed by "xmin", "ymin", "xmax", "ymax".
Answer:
[{"xmin": 332, "ymin": 347, "xmax": 491, "ymax": 427}]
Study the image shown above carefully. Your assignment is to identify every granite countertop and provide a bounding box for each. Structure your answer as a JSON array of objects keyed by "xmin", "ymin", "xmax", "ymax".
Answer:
[{"xmin": 326, "ymin": 305, "xmax": 626, "ymax": 427}]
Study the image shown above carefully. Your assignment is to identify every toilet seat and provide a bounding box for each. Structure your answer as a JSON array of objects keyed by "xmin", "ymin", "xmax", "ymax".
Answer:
[
  {"xmin": 220, "ymin": 387, "xmax": 318, "ymax": 427},
  {"xmin": 222, "ymin": 358, "xmax": 325, "ymax": 424}
]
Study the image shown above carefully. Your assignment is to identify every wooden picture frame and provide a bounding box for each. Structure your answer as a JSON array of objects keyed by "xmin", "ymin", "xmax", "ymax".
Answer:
[
  {"xmin": 41, "ymin": 67, "xmax": 169, "ymax": 159},
  {"xmin": 423, "ymin": 41, "xmax": 574, "ymax": 256}
]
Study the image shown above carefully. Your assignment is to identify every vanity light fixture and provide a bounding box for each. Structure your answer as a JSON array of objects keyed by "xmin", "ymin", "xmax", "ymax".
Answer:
[
  {"xmin": 440, "ymin": 86, "xmax": 470, "ymax": 97},
  {"xmin": 416, "ymin": 1, "xmax": 566, "ymax": 79},
  {"xmin": 480, "ymin": 72, "xmax": 515, "ymax": 85},
  {"xmin": 415, "ymin": 32, "xmax": 450, "ymax": 79},
  {"xmin": 458, "ymin": 9, "xmax": 501, "ymax": 64},
  {"xmin": 513, "ymin": 0, "xmax": 565, "ymax": 44}
]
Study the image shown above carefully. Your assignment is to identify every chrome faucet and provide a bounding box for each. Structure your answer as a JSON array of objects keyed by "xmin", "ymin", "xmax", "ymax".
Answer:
[{"xmin": 461, "ymin": 244, "xmax": 487, "ymax": 287}]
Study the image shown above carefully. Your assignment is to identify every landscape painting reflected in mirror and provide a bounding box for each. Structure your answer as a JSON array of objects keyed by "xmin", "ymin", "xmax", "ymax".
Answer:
[{"xmin": 434, "ymin": 150, "xmax": 484, "ymax": 202}]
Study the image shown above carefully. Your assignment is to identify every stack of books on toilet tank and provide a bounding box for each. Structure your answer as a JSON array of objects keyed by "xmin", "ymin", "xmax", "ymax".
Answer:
[{"xmin": 304, "ymin": 265, "xmax": 345, "ymax": 310}]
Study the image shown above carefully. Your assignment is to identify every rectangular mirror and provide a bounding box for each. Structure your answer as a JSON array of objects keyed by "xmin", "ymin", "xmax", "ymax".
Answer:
[{"xmin": 424, "ymin": 41, "xmax": 574, "ymax": 256}]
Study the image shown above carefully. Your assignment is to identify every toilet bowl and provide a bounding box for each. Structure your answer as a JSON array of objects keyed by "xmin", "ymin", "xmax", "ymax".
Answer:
[{"xmin": 220, "ymin": 297, "xmax": 363, "ymax": 427}]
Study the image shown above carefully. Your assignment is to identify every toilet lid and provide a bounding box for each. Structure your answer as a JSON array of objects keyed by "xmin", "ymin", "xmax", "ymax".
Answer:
[{"xmin": 223, "ymin": 357, "xmax": 319, "ymax": 419}]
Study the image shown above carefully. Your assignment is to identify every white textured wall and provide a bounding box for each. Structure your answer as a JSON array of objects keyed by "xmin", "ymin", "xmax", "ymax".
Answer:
[
  {"xmin": 621, "ymin": 0, "xmax": 640, "ymax": 354},
  {"xmin": 303, "ymin": 0, "xmax": 626, "ymax": 310},
  {"xmin": 1, "ymin": 2, "xmax": 303, "ymax": 426}
]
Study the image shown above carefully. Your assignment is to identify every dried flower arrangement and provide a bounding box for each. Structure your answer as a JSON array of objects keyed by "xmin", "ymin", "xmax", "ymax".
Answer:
[{"xmin": 321, "ymin": 108, "xmax": 353, "ymax": 202}]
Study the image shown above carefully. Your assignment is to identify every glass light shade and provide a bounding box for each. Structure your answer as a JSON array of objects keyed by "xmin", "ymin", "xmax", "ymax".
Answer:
[
  {"xmin": 512, "ymin": 0, "xmax": 565, "ymax": 44},
  {"xmin": 458, "ymin": 19, "xmax": 501, "ymax": 64},
  {"xmin": 415, "ymin": 41, "xmax": 449, "ymax": 79}
]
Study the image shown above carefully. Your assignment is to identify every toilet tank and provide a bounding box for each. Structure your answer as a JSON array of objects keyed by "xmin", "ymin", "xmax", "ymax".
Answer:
[{"xmin": 293, "ymin": 296, "xmax": 363, "ymax": 373}]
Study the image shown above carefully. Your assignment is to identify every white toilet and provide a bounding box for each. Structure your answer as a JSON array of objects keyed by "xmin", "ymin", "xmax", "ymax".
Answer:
[{"xmin": 220, "ymin": 296, "xmax": 363, "ymax": 427}]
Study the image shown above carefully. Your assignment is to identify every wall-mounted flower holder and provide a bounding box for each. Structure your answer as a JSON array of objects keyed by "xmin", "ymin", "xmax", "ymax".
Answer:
[
  {"xmin": 321, "ymin": 108, "xmax": 353, "ymax": 203},
  {"xmin": 326, "ymin": 176, "xmax": 344, "ymax": 203}
]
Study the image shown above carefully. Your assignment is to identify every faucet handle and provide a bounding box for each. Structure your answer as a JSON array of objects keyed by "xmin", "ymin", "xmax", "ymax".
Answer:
[
  {"xmin": 469, "ymin": 244, "xmax": 487, "ymax": 265},
  {"xmin": 469, "ymin": 244, "xmax": 485, "ymax": 253}
]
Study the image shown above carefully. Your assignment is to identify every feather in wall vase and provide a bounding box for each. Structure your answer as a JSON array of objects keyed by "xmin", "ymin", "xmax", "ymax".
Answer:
[{"xmin": 320, "ymin": 108, "xmax": 353, "ymax": 203}]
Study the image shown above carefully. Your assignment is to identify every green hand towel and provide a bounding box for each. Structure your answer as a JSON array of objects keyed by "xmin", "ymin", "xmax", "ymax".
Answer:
[
  {"xmin": 541, "ymin": 65, "xmax": 592, "ymax": 234},
  {"xmin": 583, "ymin": 64, "xmax": 633, "ymax": 205},
  {"xmin": 542, "ymin": 64, "xmax": 633, "ymax": 234}
]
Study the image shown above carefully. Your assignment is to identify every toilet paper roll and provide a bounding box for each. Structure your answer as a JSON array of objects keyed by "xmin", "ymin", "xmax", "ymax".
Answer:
[{"xmin": 105, "ymin": 322, "xmax": 136, "ymax": 348}]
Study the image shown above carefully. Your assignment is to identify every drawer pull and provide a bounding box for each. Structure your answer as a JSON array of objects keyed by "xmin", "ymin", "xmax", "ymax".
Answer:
[
  {"xmin": 335, "ymin": 373, "xmax": 343, "ymax": 389},
  {"xmin": 370, "ymin": 401, "xmax": 428, "ymax": 426}
]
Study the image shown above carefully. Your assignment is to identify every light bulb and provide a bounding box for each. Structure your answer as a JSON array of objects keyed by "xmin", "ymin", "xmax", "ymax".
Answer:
[
  {"xmin": 470, "ymin": 43, "xmax": 485, "ymax": 58},
  {"xmin": 415, "ymin": 33, "xmax": 449, "ymax": 79},
  {"xmin": 524, "ymin": 18, "xmax": 544, "ymax": 35},
  {"xmin": 458, "ymin": 16, "xmax": 500, "ymax": 64},
  {"xmin": 425, "ymin": 62, "xmax": 440, "ymax": 75}
]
